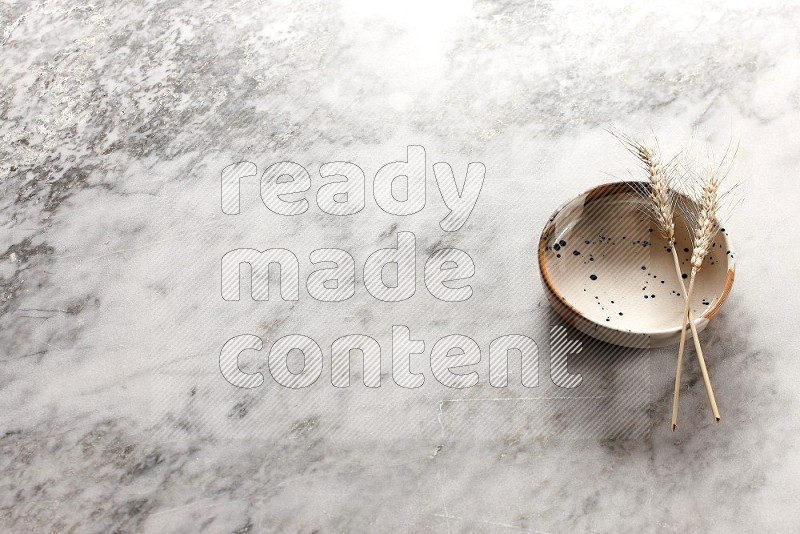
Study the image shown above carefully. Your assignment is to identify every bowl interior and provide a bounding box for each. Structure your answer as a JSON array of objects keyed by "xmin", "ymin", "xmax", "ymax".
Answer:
[{"xmin": 540, "ymin": 184, "xmax": 733, "ymax": 335}]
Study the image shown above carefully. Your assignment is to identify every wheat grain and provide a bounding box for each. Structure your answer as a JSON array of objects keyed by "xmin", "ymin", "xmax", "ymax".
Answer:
[
  {"xmin": 610, "ymin": 132, "xmax": 678, "ymax": 242},
  {"xmin": 690, "ymin": 174, "xmax": 721, "ymax": 272}
]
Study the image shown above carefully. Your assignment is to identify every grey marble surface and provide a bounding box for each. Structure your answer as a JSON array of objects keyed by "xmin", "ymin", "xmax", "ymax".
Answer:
[{"xmin": 2, "ymin": 1, "xmax": 800, "ymax": 532}]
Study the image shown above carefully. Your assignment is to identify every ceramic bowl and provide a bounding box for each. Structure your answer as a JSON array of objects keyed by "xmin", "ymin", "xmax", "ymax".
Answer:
[{"xmin": 538, "ymin": 182, "xmax": 735, "ymax": 348}]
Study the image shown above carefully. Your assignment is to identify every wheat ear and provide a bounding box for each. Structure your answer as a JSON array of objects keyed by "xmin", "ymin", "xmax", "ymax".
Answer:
[
  {"xmin": 675, "ymin": 172, "xmax": 722, "ymax": 425},
  {"xmin": 612, "ymin": 135, "xmax": 713, "ymax": 430}
]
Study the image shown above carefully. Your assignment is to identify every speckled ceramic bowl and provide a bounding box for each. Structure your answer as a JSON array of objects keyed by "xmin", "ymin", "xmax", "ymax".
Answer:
[{"xmin": 538, "ymin": 182, "xmax": 735, "ymax": 348}]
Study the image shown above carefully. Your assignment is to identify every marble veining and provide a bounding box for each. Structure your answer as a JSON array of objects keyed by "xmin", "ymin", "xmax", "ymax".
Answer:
[{"xmin": 2, "ymin": 0, "xmax": 800, "ymax": 532}]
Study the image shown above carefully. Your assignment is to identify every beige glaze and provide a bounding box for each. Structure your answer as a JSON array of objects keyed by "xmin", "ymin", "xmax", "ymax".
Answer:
[{"xmin": 538, "ymin": 182, "xmax": 735, "ymax": 348}]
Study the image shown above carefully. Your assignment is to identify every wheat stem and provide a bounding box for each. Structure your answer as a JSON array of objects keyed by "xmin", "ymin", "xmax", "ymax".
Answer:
[
  {"xmin": 685, "ymin": 270, "xmax": 720, "ymax": 420},
  {"xmin": 669, "ymin": 247, "xmax": 720, "ymax": 429},
  {"xmin": 672, "ymin": 272, "xmax": 693, "ymax": 431}
]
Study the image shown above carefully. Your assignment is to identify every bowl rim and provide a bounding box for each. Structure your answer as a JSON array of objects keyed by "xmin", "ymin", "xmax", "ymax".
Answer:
[{"xmin": 537, "ymin": 181, "xmax": 735, "ymax": 339}]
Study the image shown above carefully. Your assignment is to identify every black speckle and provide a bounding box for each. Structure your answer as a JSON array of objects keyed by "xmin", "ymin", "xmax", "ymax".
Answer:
[
  {"xmin": 641, "ymin": 266, "xmax": 646, "ymax": 270},
  {"xmin": 605, "ymin": 318, "xmax": 610, "ymax": 322},
  {"xmin": 573, "ymin": 250, "xmax": 581, "ymax": 256},
  {"xmin": 684, "ymin": 248, "xmax": 689, "ymax": 253},
  {"xmin": 584, "ymin": 240, "xmax": 590, "ymax": 245},
  {"xmin": 589, "ymin": 274, "xmax": 597, "ymax": 281},
  {"xmin": 556, "ymin": 254, "xmax": 561, "ymax": 258},
  {"xmin": 559, "ymin": 239, "xmax": 567, "ymax": 247},
  {"xmin": 553, "ymin": 243, "xmax": 561, "ymax": 251},
  {"xmin": 644, "ymin": 295, "xmax": 649, "ymax": 299},
  {"xmin": 651, "ymin": 294, "xmax": 655, "ymax": 298},
  {"xmin": 619, "ymin": 312, "xmax": 623, "ymax": 316},
  {"xmin": 682, "ymin": 273, "xmax": 688, "ymax": 279}
]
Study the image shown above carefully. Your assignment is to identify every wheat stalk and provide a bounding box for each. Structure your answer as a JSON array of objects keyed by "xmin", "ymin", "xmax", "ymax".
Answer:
[
  {"xmin": 610, "ymin": 133, "xmax": 677, "ymax": 240},
  {"xmin": 674, "ymin": 171, "xmax": 722, "ymax": 426},
  {"xmin": 612, "ymin": 132, "xmax": 719, "ymax": 430}
]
